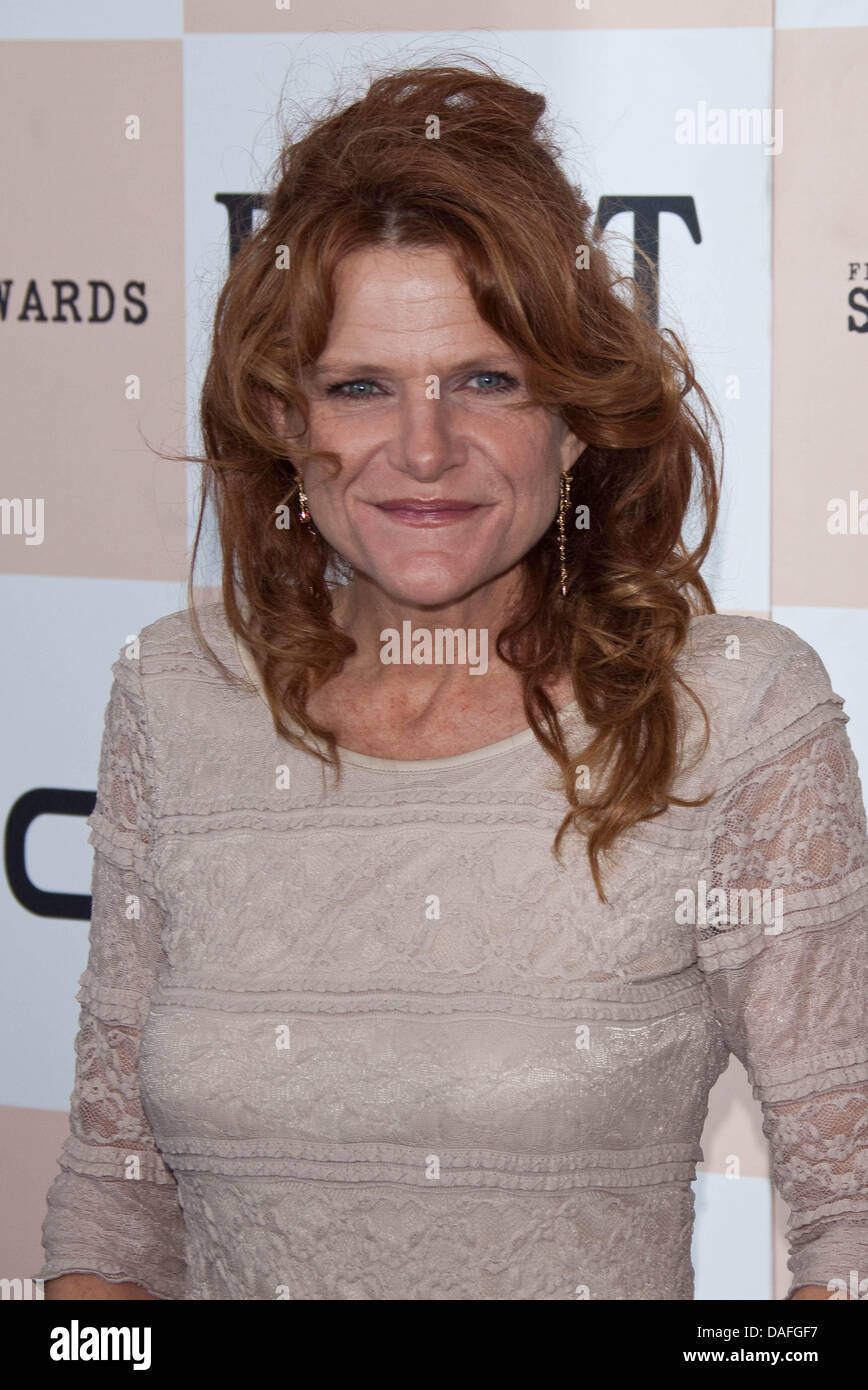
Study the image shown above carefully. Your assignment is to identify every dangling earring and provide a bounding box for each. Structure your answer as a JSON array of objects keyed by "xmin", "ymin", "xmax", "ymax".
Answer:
[
  {"xmin": 295, "ymin": 474, "xmax": 313, "ymax": 528},
  {"xmin": 558, "ymin": 469, "xmax": 571, "ymax": 598}
]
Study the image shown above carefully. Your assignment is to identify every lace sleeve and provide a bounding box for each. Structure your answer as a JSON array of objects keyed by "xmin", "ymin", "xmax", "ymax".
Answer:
[
  {"xmin": 36, "ymin": 650, "xmax": 186, "ymax": 1300},
  {"xmin": 696, "ymin": 635, "xmax": 868, "ymax": 1300}
]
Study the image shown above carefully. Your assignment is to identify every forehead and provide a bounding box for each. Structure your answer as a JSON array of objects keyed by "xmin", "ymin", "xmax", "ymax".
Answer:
[
  {"xmin": 325, "ymin": 245, "xmax": 510, "ymax": 354},
  {"xmin": 334, "ymin": 243, "xmax": 462, "ymax": 295}
]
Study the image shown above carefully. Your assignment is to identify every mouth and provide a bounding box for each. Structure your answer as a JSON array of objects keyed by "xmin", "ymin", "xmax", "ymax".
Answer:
[{"xmin": 369, "ymin": 500, "xmax": 483, "ymax": 527}]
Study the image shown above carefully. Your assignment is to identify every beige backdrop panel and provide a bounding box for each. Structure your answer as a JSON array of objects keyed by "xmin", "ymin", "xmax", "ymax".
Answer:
[
  {"xmin": 773, "ymin": 26, "xmax": 868, "ymax": 607},
  {"xmin": 0, "ymin": 41, "xmax": 186, "ymax": 580}
]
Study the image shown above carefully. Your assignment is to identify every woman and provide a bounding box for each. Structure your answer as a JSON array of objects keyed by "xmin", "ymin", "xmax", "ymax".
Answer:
[{"xmin": 40, "ymin": 61, "xmax": 867, "ymax": 1300}]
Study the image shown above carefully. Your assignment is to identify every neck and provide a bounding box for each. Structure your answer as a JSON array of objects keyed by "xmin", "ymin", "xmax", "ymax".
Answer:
[{"xmin": 329, "ymin": 567, "xmax": 525, "ymax": 690}]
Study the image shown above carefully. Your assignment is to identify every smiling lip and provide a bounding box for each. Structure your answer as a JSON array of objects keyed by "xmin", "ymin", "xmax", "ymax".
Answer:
[{"xmin": 371, "ymin": 499, "xmax": 482, "ymax": 526}]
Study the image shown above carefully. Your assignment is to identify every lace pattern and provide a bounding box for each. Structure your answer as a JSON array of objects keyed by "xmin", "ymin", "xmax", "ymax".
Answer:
[
  {"xmin": 39, "ymin": 659, "xmax": 185, "ymax": 1297},
  {"xmin": 697, "ymin": 641, "xmax": 868, "ymax": 1294},
  {"xmin": 37, "ymin": 607, "xmax": 868, "ymax": 1299}
]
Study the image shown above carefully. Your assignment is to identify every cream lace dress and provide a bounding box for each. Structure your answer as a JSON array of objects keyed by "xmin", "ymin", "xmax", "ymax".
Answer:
[{"xmin": 38, "ymin": 603, "xmax": 868, "ymax": 1299}]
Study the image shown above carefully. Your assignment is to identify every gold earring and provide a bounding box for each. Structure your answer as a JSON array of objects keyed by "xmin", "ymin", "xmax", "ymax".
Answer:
[
  {"xmin": 558, "ymin": 470, "xmax": 571, "ymax": 598},
  {"xmin": 296, "ymin": 475, "xmax": 312, "ymax": 526}
]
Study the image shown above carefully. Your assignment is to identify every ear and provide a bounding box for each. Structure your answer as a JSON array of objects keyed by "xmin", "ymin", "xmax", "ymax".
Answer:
[
  {"xmin": 264, "ymin": 390, "xmax": 307, "ymax": 449},
  {"xmin": 559, "ymin": 425, "xmax": 587, "ymax": 472},
  {"xmin": 264, "ymin": 391, "xmax": 287, "ymax": 441}
]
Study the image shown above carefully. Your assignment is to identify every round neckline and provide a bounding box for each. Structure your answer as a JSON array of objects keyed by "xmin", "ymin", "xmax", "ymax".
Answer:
[{"xmin": 232, "ymin": 628, "xmax": 579, "ymax": 772}]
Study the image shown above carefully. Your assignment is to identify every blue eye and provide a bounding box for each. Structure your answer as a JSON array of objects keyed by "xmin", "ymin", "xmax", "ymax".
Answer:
[
  {"xmin": 325, "ymin": 379, "xmax": 382, "ymax": 398},
  {"xmin": 468, "ymin": 371, "xmax": 519, "ymax": 392}
]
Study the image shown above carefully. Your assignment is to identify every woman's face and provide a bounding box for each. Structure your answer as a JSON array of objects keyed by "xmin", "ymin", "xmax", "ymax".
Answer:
[{"xmin": 294, "ymin": 244, "xmax": 585, "ymax": 608}]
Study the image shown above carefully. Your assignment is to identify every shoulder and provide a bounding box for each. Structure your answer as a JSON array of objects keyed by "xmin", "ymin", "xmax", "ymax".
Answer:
[
  {"xmin": 680, "ymin": 611, "xmax": 826, "ymax": 674},
  {"xmin": 676, "ymin": 612, "xmax": 845, "ymax": 783},
  {"xmin": 112, "ymin": 600, "xmax": 244, "ymax": 685},
  {"xmin": 136, "ymin": 600, "xmax": 233, "ymax": 662},
  {"xmin": 107, "ymin": 600, "xmax": 248, "ymax": 717}
]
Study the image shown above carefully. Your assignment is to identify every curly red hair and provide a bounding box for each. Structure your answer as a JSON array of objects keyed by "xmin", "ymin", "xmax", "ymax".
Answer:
[{"xmin": 179, "ymin": 57, "xmax": 723, "ymax": 902}]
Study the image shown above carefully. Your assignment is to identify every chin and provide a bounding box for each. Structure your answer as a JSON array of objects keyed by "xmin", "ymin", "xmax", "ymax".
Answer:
[{"xmin": 370, "ymin": 565, "xmax": 483, "ymax": 610}]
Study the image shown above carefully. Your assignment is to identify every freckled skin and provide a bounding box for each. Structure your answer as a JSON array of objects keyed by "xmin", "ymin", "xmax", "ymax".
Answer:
[{"xmin": 274, "ymin": 245, "xmax": 586, "ymax": 755}]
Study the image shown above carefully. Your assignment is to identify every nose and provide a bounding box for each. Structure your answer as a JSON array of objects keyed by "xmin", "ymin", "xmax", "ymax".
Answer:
[{"xmin": 393, "ymin": 387, "xmax": 457, "ymax": 480}]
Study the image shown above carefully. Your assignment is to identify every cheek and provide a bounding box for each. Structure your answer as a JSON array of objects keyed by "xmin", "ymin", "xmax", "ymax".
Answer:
[
  {"xmin": 305, "ymin": 406, "xmax": 342, "ymax": 456},
  {"xmin": 301, "ymin": 410, "xmax": 361, "ymax": 488},
  {"xmin": 489, "ymin": 414, "xmax": 561, "ymax": 471},
  {"xmin": 502, "ymin": 437, "xmax": 562, "ymax": 507}
]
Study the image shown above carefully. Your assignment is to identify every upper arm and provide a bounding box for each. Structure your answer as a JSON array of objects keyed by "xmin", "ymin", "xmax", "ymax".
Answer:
[
  {"xmin": 693, "ymin": 621, "xmax": 868, "ymax": 1298},
  {"xmin": 38, "ymin": 645, "xmax": 186, "ymax": 1300}
]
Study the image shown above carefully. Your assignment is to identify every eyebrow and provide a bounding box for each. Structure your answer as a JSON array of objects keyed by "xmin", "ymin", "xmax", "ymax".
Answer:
[{"xmin": 307, "ymin": 356, "xmax": 521, "ymax": 379}]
